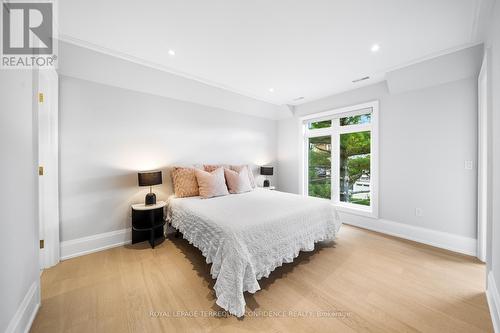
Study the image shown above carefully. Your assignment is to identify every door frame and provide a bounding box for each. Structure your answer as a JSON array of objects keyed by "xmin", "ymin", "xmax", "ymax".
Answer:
[
  {"xmin": 477, "ymin": 52, "xmax": 491, "ymax": 263},
  {"xmin": 37, "ymin": 69, "xmax": 60, "ymax": 269}
]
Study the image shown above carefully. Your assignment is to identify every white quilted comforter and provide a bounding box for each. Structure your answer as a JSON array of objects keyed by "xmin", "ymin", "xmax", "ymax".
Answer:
[{"xmin": 167, "ymin": 189, "xmax": 341, "ymax": 317}]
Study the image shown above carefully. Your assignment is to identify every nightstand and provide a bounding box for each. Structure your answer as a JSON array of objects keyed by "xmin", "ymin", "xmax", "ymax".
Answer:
[{"xmin": 131, "ymin": 201, "xmax": 166, "ymax": 248}]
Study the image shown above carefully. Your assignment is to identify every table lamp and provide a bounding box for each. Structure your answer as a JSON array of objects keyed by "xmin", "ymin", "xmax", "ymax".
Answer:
[
  {"xmin": 138, "ymin": 171, "xmax": 162, "ymax": 205},
  {"xmin": 260, "ymin": 166, "xmax": 274, "ymax": 187}
]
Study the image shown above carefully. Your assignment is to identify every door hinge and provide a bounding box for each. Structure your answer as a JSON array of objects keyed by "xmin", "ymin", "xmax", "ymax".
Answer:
[
  {"xmin": 38, "ymin": 92, "xmax": 44, "ymax": 103},
  {"xmin": 38, "ymin": 166, "xmax": 44, "ymax": 176},
  {"xmin": 40, "ymin": 239, "xmax": 44, "ymax": 249}
]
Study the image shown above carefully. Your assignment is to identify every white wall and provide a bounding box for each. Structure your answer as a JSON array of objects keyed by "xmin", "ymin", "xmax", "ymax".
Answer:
[
  {"xmin": 0, "ymin": 71, "xmax": 40, "ymax": 332},
  {"xmin": 278, "ymin": 77, "xmax": 478, "ymax": 239},
  {"xmin": 59, "ymin": 76, "xmax": 278, "ymax": 241},
  {"xmin": 277, "ymin": 117, "xmax": 301, "ymax": 194}
]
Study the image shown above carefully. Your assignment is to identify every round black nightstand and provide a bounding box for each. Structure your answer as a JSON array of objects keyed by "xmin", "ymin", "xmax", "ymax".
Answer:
[{"xmin": 131, "ymin": 201, "xmax": 167, "ymax": 248}]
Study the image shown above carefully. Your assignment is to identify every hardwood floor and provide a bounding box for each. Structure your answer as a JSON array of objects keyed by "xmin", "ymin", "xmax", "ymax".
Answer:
[{"xmin": 31, "ymin": 225, "xmax": 493, "ymax": 333}]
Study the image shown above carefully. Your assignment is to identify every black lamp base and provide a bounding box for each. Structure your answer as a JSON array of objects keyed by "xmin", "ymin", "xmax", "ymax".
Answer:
[
  {"xmin": 145, "ymin": 192, "xmax": 156, "ymax": 205},
  {"xmin": 263, "ymin": 179, "xmax": 270, "ymax": 187}
]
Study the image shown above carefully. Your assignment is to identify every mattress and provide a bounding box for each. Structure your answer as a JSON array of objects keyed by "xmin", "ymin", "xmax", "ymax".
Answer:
[{"xmin": 167, "ymin": 188, "xmax": 341, "ymax": 317}]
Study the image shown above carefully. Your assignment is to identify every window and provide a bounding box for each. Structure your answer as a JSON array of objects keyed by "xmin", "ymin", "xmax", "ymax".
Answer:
[{"xmin": 301, "ymin": 102, "xmax": 378, "ymax": 217}]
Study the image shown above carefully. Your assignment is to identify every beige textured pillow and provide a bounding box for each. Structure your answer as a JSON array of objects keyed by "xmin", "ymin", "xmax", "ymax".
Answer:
[
  {"xmin": 224, "ymin": 167, "xmax": 252, "ymax": 194},
  {"xmin": 171, "ymin": 167, "xmax": 199, "ymax": 198},
  {"xmin": 195, "ymin": 167, "xmax": 229, "ymax": 199},
  {"xmin": 230, "ymin": 165, "xmax": 256, "ymax": 188}
]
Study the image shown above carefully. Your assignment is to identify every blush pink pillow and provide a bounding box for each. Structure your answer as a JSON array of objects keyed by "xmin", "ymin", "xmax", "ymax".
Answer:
[
  {"xmin": 230, "ymin": 165, "xmax": 256, "ymax": 188},
  {"xmin": 224, "ymin": 167, "xmax": 252, "ymax": 194},
  {"xmin": 194, "ymin": 167, "xmax": 229, "ymax": 199}
]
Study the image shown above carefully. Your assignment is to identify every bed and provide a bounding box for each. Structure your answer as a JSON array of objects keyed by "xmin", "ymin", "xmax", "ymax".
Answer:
[{"xmin": 167, "ymin": 188, "xmax": 341, "ymax": 317}]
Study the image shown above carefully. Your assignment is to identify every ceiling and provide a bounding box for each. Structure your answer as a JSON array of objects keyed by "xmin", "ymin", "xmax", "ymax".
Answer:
[{"xmin": 59, "ymin": 0, "xmax": 492, "ymax": 106}]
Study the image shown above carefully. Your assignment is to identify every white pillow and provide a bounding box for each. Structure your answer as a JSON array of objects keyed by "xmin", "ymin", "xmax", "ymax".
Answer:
[
  {"xmin": 230, "ymin": 164, "xmax": 256, "ymax": 188},
  {"xmin": 194, "ymin": 167, "xmax": 229, "ymax": 199},
  {"xmin": 224, "ymin": 167, "xmax": 252, "ymax": 194}
]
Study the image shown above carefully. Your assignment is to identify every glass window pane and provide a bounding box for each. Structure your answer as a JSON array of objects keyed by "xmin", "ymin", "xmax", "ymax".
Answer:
[
  {"xmin": 308, "ymin": 136, "xmax": 331, "ymax": 199},
  {"xmin": 308, "ymin": 120, "xmax": 331, "ymax": 129},
  {"xmin": 340, "ymin": 131, "xmax": 371, "ymax": 206},
  {"xmin": 340, "ymin": 113, "xmax": 371, "ymax": 126}
]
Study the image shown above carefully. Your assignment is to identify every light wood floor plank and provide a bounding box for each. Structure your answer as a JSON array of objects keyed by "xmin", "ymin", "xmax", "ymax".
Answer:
[{"xmin": 30, "ymin": 225, "xmax": 493, "ymax": 333}]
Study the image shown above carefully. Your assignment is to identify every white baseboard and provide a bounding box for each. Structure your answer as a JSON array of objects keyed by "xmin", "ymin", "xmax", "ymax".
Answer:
[
  {"xmin": 487, "ymin": 272, "xmax": 500, "ymax": 333},
  {"xmin": 60, "ymin": 228, "xmax": 131, "ymax": 260},
  {"xmin": 5, "ymin": 280, "xmax": 40, "ymax": 333},
  {"xmin": 342, "ymin": 215, "xmax": 477, "ymax": 256}
]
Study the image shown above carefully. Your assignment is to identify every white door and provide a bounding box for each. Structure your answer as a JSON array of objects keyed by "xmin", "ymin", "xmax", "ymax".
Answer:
[
  {"xmin": 477, "ymin": 54, "xmax": 489, "ymax": 262},
  {"xmin": 38, "ymin": 69, "xmax": 60, "ymax": 269}
]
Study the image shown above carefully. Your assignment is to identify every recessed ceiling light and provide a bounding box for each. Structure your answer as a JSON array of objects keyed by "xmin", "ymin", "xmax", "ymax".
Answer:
[
  {"xmin": 268, "ymin": 88, "xmax": 275, "ymax": 93},
  {"xmin": 371, "ymin": 44, "xmax": 380, "ymax": 53},
  {"xmin": 168, "ymin": 49, "xmax": 176, "ymax": 56}
]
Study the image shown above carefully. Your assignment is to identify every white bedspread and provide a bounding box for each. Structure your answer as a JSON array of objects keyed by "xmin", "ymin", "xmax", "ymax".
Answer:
[{"xmin": 167, "ymin": 189, "xmax": 341, "ymax": 317}]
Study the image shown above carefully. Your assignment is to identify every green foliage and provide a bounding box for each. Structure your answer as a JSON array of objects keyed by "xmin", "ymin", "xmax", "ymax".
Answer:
[
  {"xmin": 340, "ymin": 131, "xmax": 370, "ymax": 158},
  {"xmin": 308, "ymin": 136, "xmax": 331, "ymax": 199},
  {"xmin": 309, "ymin": 179, "xmax": 331, "ymax": 199},
  {"xmin": 349, "ymin": 197, "xmax": 370, "ymax": 206},
  {"xmin": 340, "ymin": 131, "xmax": 371, "ymax": 205},
  {"xmin": 308, "ymin": 137, "xmax": 331, "ymax": 167},
  {"xmin": 340, "ymin": 113, "xmax": 371, "ymax": 126},
  {"xmin": 340, "ymin": 131, "xmax": 371, "ymax": 185}
]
